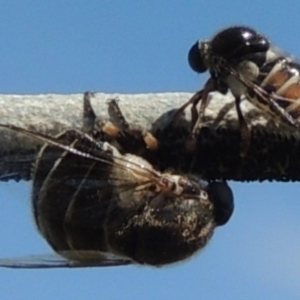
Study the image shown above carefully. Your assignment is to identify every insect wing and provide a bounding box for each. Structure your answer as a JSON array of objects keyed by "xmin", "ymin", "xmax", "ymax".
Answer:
[
  {"xmin": 0, "ymin": 125, "xmax": 149, "ymax": 268},
  {"xmin": 231, "ymin": 67, "xmax": 299, "ymax": 127},
  {"xmin": 31, "ymin": 129, "xmax": 116, "ymax": 253},
  {"xmin": 0, "ymin": 252, "xmax": 132, "ymax": 269},
  {"xmin": 0, "ymin": 124, "xmax": 230, "ymax": 267}
]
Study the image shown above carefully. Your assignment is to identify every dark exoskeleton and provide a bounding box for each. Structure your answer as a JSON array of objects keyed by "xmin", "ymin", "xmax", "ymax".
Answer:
[
  {"xmin": 0, "ymin": 92, "xmax": 234, "ymax": 268},
  {"xmin": 180, "ymin": 26, "xmax": 300, "ymax": 155}
]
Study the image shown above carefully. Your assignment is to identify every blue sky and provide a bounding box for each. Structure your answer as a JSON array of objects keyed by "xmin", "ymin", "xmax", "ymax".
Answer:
[{"xmin": 1, "ymin": 1, "xmax": 300, "ymax": 300}]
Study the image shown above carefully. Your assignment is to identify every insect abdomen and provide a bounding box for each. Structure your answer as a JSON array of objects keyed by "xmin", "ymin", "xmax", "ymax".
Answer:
[
  {"xmin": 105, "ymin": 197, "xmax": 216, "ymax": 266},
  {"xmin": 255, "ymin": 58, "xmax": 300, "ymax": 119}
]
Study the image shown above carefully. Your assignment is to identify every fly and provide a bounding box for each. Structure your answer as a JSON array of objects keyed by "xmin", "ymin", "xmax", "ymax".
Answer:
[
  {"xmin": 177, "ymin": 26, "xmax": 300, "ymax": 155},
  {"xmin": 0, "ymin": 93, "xmax": 234, "ymax": 268}
]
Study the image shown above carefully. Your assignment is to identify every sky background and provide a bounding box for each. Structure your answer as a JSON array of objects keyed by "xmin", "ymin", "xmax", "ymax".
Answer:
[{"xmin": 0, "ymin": 1, "xmax": 300, "ymax": 300}]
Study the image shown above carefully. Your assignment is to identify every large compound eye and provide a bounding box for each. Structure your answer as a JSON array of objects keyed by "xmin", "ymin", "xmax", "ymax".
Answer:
[
  {"xmin": 210, "ymin": 26, "xmax": 270, "ymax": 60},
  {"xmin": 205, "ymin": 181, "xmax": 234, "ymax": 226},
  {"xmin": 188, "ymin": 41, "xmax": 207, "ymax": 73}
]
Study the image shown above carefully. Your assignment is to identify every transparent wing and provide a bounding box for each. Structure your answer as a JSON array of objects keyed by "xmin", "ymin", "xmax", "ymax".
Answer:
[
  {"xmin": 0, "ymin": 252, "xmax": 133, "ymax": 269},
  {"xmin": 0, "ymin": 126, "xmax": 157, "ymax": 268}
]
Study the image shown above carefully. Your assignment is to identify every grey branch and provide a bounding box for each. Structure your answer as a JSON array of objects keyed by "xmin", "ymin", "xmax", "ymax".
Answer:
[{"xmin": 0, "ymin": 92, "xmax": 299, "ymax": 182}]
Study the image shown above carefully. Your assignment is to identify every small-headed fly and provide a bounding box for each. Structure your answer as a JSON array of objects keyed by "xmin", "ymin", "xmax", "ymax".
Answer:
[
  {"xmin": 0, "ymin": 93, "xmax": 234, "ymax": 268},
  {"xmin": 180, "ymin": 26, "xmax": 300, "ymax": 154}
]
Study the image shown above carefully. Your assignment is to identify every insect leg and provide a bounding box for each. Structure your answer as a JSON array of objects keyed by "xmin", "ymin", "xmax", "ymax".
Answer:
[
  {"xmin": 191, "ymin": 78, "xmax": 218, "ymax": 136},
  {"xmin": 106, "ymin": 98, "xmax": 130, "ymax": 131},
  {"xmin": 169, "ymin": 90, "xmax": 203, "ymax": 130},
  {"xmin": 82, "ymin": 91, "xmax": 119, "ymax": 143},
  {"xmin": 97, "ymin": 98, "xmax": 159, "ymax": 152},
  {"xmin": 169, "ymin": 77, "xmax": 218, "ymax": 136},
  {"xmin": 82, "ymin": 92, "xmax": 124, "ymax": 139},
  {"xmin": 83, "ymin": 91, "xmax": 97, "ymax": 133},
  {"xmin": 235, "ymin": 96, "xmax": 251, "ymax": 157}
]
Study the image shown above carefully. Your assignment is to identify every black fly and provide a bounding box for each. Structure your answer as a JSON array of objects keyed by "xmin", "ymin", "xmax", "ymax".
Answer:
[
  {"xmin": 178, "ymin": 26, "xmax": 300, "ymax": 155},
  {"xmin": 0, "ymin": 93, "xmax": 234, "ymax": 268}
]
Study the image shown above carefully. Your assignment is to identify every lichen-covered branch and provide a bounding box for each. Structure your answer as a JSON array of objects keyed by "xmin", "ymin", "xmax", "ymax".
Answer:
[{"xmin": 0, "ymin": 92, "xmax": 299, "ymax": 182}]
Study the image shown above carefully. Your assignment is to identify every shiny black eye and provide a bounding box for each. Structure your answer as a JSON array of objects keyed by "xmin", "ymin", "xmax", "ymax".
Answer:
[
  {"xmin": 210, "ymin": 26, "xmax": 270, "ymax": 60},
  {"xmin": 205, "ymin": 181, "xmax": 234, "ymax": 226},
  {"xmin": 188, "ymin": 41, "xmax": 207, "ymax": 73}
]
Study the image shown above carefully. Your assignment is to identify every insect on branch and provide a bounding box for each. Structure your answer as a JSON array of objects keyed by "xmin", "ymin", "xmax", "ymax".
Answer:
[{"xmin": 0, "ymin": 92, "xmax": 299, "ymax": 182}]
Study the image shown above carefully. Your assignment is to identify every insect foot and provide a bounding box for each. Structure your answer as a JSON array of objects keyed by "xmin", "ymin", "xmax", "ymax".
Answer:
[{"xmin": 84, "ymin": 93, "xmax": 159, "ymax": 155}]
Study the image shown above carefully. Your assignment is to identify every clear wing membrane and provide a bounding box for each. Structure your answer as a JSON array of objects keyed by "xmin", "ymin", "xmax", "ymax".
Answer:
[
  {"xmin": 0, "ymin": 99, "xmax": 234, "ymax": 268},
  {"xmin": 0, "ymin": 125, "xmax": 152, "ymax": 268},
  {"xmin": 0, "ymin": 253, "xmax": 132, "ymax": 269}
]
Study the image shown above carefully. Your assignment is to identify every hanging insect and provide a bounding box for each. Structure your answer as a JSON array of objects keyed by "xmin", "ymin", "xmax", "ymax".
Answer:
[
  {"xmin": 0, "ymin": 93, "xmax": 234, "ymax": 268},
  {"xmin": 179, "ymin": 26, "xmax": 300, "ymax": 154}
]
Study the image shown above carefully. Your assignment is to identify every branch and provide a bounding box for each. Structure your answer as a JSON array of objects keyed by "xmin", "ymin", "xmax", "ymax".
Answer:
[{"xmin": 0, "ymin": 92, "xmax": 299, "ymax": 182}]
